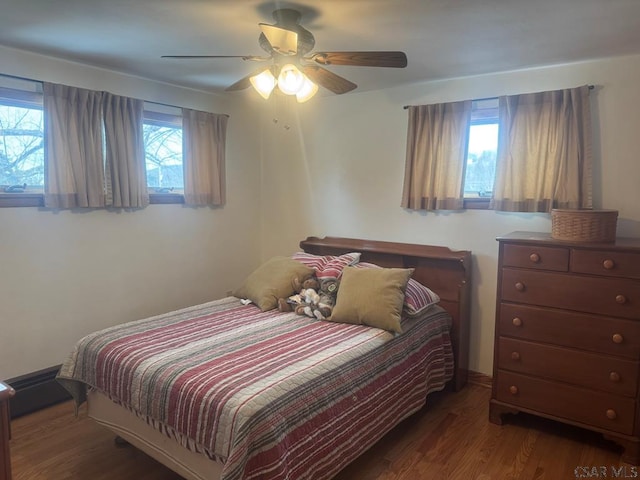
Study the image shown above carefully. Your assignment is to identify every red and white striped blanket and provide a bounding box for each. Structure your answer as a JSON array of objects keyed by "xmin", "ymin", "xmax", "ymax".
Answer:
[{"xmin": 58, "ymin": 296, "xmax": 453, "ymax": 480}]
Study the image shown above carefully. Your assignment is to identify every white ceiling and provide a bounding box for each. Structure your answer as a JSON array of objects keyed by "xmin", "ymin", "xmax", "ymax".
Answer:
[{"xmin": 1, "ymin": 0, "xmax": 640, "ymax": 97}]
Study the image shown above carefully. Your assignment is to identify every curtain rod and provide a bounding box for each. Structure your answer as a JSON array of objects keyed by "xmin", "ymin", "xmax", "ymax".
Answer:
[
  {"xmin": 144, "ymin": 99, "xmax": 229, "ymax": 117},
  {"xmin": 0, "ymin": 72, "xmax": 40, "ymax": 84},
  {"xmin": 0, "ymin": 72, "xmax": 229, "ymax": 116},
  {"xmin": 402, "ymin": 84, "xmax": 595, "ymax": 109}
]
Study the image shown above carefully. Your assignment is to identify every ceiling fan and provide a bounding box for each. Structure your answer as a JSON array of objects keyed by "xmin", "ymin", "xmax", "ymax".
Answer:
[{"xmin": 162, "ymin": 8, "xmax": 407, "ymax": 102}]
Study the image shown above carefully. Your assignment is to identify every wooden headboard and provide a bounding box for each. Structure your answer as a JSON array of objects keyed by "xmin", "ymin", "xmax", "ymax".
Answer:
[{"xmin": 300, "ymin": 236, "xmax": 472, "ymax": 391}]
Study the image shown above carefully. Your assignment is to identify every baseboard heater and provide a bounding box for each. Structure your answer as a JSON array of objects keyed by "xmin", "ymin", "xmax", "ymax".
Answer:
[{"xmin": 5, "ymin": 365, "xmax": 71, "ymax": 419}]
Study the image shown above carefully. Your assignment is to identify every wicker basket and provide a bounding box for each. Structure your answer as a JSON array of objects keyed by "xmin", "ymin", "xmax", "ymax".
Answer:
[{"xmin": 551, "ymin": 209, "xmax": 618, "ymax": 243}]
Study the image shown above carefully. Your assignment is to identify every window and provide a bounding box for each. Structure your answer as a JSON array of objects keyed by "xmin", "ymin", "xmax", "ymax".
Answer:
[
  {"xmin": 0, "ymin": 77, "xmax": 227, "ymax": 209},
  {"xmin": 463, "ymin": 98, "xmax": 498, "ymax": 200},
  {"xmin": 0, "ymin": 88, "xmax": 186, "ymax": 206},
  {"xmin": 404, "ymin": 87, "xmax": 590, "ymax": 212},
  {"xmin": 143, "ymin": 110, "xmax": 183, "ymax": 194},
  {"xmin": 0, "ymin": 86, "xmax": 44, "ymax": 193}
]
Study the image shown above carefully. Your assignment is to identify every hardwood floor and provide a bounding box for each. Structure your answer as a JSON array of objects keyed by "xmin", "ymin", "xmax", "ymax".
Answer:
[{"xmin": 9, "ymin": 384, "xmax": 628, "ymax": 479}]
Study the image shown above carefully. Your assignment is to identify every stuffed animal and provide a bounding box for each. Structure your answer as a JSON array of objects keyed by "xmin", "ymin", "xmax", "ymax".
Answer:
[
  {"xmin": 301, "ymin": 277, "xmax": 339, "ymax": 320},
  {"xmin": 277, "ymin": 276, "xmax": 320, "ymax": 313},
  {"xmin": 300, "ymin": 286, "xmax": 320, "ymax": 305},
  {"xmin": 295, "ymin": 275, "xmax": 319, "ymax": 292}
]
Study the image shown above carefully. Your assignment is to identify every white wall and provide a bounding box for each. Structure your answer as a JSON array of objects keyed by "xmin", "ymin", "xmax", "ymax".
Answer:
[
  {"xmin": 260, "ymin": 54, "xmax": 640, "ymax": 376},
  {"xmin": 0, "ymin": 47, "xmax": 262, "ymax": 379},
  {"xmin": 3, "ymin": 45, "xmax": 640, "ymax": 381}
]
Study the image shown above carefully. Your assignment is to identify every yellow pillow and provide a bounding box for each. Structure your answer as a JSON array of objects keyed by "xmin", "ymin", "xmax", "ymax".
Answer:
[
  {"xmin": 330, "ymin": 266, "xmax": 414, "ymax": 333},
  {"xmin": 233, "ymin": 257, "xmax": 314, "ymax": 311}
]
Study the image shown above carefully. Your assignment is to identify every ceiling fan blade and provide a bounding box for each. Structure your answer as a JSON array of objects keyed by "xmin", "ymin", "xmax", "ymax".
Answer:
[
  {"xmin": 225, "ymin": 75, "xmax": 253, "ymax": 92},
  {"xmin": 308, "ymin": 51, "xmax": 408, "ymax": 68},
  {"xmin": 225, "ymin": 66, "xmax": 277, "ymax": 92},
  {"xmin": 301, "ymin": 66, "xmax": 357, "ymax": 95},
  {"xmin": 162, "ymin": 55, "xmax": 269, "ymax": 62},
  {"xmin": 259, "ymin": 24, "xmax": 298, "ymax": 55}
]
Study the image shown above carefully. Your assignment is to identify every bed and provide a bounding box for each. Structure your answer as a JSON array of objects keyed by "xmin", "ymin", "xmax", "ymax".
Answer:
[{"xmin": 57, "ymin": 236, "xmax": 471, "ymax": 480}]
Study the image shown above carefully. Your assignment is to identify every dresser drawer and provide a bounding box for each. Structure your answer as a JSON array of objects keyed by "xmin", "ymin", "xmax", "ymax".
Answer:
[
  {"xmin": 495, "ymin": 370, "xmax": 636, "ymax": 435},
  {"xmin": 502, "ymin": 243, "xmax": 569, "ymax": 272},
  {"xmin": 498, "ymin": 337, "xmax": 639, "ymax": 396},
  {"xmin": 498, "ymin": 303, "xmax": 640, "ymax": 359},
  {"xmin": 501, "ymin": 268, "xmax": 640, "ymax": 320},
  {"xmin": 572, "ymin": 249, "xmax": 640, "ymax": 279}
]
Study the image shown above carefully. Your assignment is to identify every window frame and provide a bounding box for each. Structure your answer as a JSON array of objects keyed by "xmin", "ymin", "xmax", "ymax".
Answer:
[
  {"xmin": 143, "ymin": 109, "xmax": 184, "ymax": 205},
  {"xmin": 462, "ymin": 98, "xmax": 499, "ymax": 210},
  {"xmin": 0, "ymin": 85, "xmax": 45, "ymax": 207}
]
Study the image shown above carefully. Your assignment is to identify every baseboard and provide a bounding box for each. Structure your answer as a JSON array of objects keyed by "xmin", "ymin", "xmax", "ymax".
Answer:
[
  {"xmin": 5, "ymin": 365, "xmax": 71, "ymax": 419},
  {"xmin": 467, "ymin": 370, "xmax": 492, "ymax": 388}
]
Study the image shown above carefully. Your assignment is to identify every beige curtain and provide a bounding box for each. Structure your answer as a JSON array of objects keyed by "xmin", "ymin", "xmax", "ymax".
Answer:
[
  {"xmin": 43, "ymin": 83, "xmax": 105, "ymax": 208},
  {"xmin": 182, "ymin": 109, "xmax": 228, "ymax": 206},
  {"xmin": 103, "ymin": 93, "xmax": 147, "ymax": 208},
  {"xmin": 491, "ymin": 85, "xmax": 593, "ymax": 212},
  {"xmin": 401, "ymin": 101, "xmax": 471, "ymax": 210}
]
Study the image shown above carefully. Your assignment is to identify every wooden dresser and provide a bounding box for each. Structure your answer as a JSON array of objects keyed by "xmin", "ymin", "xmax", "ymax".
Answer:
[
  {"xmin": 490, "ymin": 231, "xmax": 640, "ymax": 463},
  {"xmin": 0, "ymin": 381, "xmax": 15, "ymax": 480}
]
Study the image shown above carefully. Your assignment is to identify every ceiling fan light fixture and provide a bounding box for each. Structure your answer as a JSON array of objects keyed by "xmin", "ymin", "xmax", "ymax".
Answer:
[
  {"xmin": 249, "ymin": 69, "xmax": 277, "ymax": 99},
  {"xmin": 277, "ymin": 64, "xmax": 305, "ymax": 95},
  {"xmin": 163, "ymin": 9, "xmax": 408, "ymax": 99},
  {"xmin": 296, "ymin": 75, "xmax": 318, "ymax": 103}
]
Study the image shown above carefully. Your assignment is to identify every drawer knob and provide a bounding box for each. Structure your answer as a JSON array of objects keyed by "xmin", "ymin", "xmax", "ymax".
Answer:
[
  {"xmin": 606, "ymin": 409, "xmax": 617, "ymax": 420},
  {"xmin": 616, "ymin": 294, "xmax": 627, "ymax": 304},
  {"xmin": 609, "ymin": 371, "xmax": 621, "ymax": 383},
  {"xmin": 512, "ymin": 317, "xmax": 523, "ymax": 327},
  {"xmin": 603, "ymin": 259, "xmax": 615, "ymax": 270},
  {"xmin": 612, "ymin": 333, "xmax": 624, "ymax": 344},
  {"xmin": 515, "ymin": 282, "xmax": 525, "ymax": 291},
  {"xmin": 529, "ymin": 253, "xmax": 540, "ymax": 263},
  {"xmin": 511, "ymin": 351, "xmax": 521, "ymax": 361},
  {"xmin": 509, "ymin": 385, "xmax": 518, "ymax": 395}
]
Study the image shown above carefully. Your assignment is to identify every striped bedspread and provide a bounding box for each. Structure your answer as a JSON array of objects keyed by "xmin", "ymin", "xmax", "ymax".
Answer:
[{"xmin": 58, "ymin": 296, "xmax": 454, "ymax": 480}]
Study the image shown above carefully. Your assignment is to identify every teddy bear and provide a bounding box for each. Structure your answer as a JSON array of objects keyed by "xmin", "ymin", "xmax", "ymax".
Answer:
[
  {"xmin": 300, "ymin": 277, "xmax": 339, "ymax": 320},
  {"xmin": 277, "ymin": 275, "xmax": 320, "ymax": 313}
]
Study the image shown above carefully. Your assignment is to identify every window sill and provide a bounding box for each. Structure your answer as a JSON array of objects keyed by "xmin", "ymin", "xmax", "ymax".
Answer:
[
  {"xmin": 463, "ymin": 197, "xmax": 490, "ymax": 210},
  {"xmin": 0, "ymin": 193, "xmax": 44, "ymax": 208},
  {"xmin": 149, "ymin": 193, "xmax": 184, "ymax": 204},
  {"xmin": 0, "ymin": 193, "xmax": 185, "ymax": 207}
]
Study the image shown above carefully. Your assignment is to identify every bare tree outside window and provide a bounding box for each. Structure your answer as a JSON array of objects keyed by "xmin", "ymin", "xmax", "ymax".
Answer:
[
  {"xmin": 143, "ymin": 123, "xmax": 183, "ymax": 191},
  {"xmin": 0, "ymin": 104, "xmax": 44, "ymax": 187}
]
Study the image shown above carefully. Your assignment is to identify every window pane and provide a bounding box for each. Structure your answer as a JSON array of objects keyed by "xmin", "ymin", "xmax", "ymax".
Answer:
[
  {"xmin": 143, "ymin": 123, "xmax": 183, "ymax": 190},
  {"xmin": 464, "ymin": 123, "xmax": 498, "ymax": 197},
  {"xmin": 0, "ymin": 104, "xmax": 44, "ymax": 187}
]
